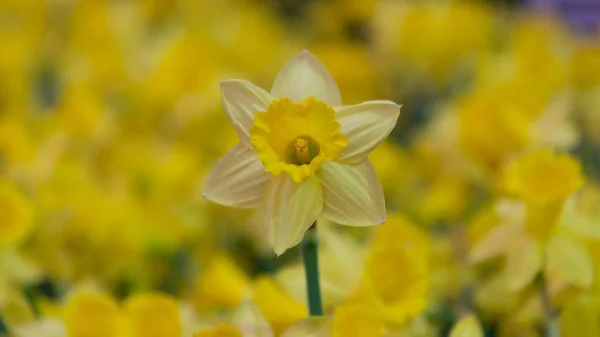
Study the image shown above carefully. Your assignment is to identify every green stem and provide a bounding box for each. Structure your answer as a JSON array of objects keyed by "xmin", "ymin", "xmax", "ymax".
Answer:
[
  {"xmin": 302, "ymin": 223, "xmax": 323, "ymax": 316},
  {"xmin": 537, "ymin": 273, "xmax": 560, "ymax": 337}
]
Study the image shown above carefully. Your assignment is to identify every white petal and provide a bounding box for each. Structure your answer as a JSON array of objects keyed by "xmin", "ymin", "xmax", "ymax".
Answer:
[
  {"xmin": 264, "ymin": 175, "xmax": 323, "ymax": 256},
  {"xmin": 335, "ymin": 101, "xmax": 401, "ymax": 163},
  {"xmin": 318, "ymin": 160, "xmax": 385, "ymax": 226},
  {"xmin": 271, "ymin": 50, "xmax": 342, "ymax": 105},
  {"xmin": 220, "ymin": 79, "xmax": 274, "ymax": 144},
  {"xmin": 203, "ymin": 144, "xmax": 271, "ymax": 208}
]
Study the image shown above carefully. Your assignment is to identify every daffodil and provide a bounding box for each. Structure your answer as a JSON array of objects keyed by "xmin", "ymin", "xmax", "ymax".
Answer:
[
  {"xmin": 449, "ymin": 314, "xmax": 484, "ymax": 337},
  {"xmin": 62, "ymin": 292, "xmax": 128, "ymax": 337},
  {"xmin": 124, "ymin": 293, "xmax": 182, "ymax": 337},
  {"xmin": 203, "ymin": 50, "xmax": 401, "ymax": 255},
  {"xmin": 504, "ymin": 149, "xmax": 583, "ymax": 240},
  {"xmin": 194, "ymin": 323, "xmax": 243, "ymax": 337},
  {"xmin": 0, "ymin": 180, "xmax": 34, "ymax": 246}
]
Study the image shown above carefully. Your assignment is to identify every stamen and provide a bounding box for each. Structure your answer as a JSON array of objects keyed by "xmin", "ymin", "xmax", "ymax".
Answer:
[{"xmin": 295, "ymin": 138, "xmax": 310, "ymax": 164}]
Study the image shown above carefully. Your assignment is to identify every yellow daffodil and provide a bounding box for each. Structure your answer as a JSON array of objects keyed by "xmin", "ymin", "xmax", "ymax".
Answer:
[
  {"xmin": 194, "ymin": 323, "xmax": 243, "ymax": 337},
  {"xmin": 276, "ymin": 221, "xmax": 366, "ymax": 311},
  {"xmin": 124, "ymin": 293, "xmax": 181, "ymax": 337},
  {"xmin": 63, "ymin": 292, "xmax": 128, "ymax": 337},
  {"xmin": 504, "ymin": 149, "xmax": 583, "ymax": 240},
  {"xmin": 471, "ymin": 199, "xmax": 595, "ymax": 292},
  {"xmin": 194, "ymin": 255, "xmax": 250, "ymax": 311},
  {"xmin": 0, "ymin": 180, "xmax": 34, "ymax": 246},
  {"xmin": 332, "ymin": 304, "xmax": 385, "ymax": 337},
  {"xmin": 203, "ymin": 50, "xmax": 401, "ymax": 255},
  {"xmin": 350, "ymin": 236, "xmax": 429, "ymax": 326},
  {"xmin": 252, "ymin": 276, "xmax": 308, "ymax": 335},
  {"xmin": 449, "ymin": 314, "xmax": 484, "ymax": 337}
]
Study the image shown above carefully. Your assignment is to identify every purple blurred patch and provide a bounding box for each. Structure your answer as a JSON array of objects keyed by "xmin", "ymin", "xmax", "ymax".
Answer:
[{"xmin": 528, "ymin": 0, "xmax": 600, "ymax": 34}]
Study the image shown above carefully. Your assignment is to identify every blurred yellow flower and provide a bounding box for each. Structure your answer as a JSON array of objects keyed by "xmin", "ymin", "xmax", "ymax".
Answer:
[
  {"xmin": 352, "ymin": 240, "xmax": 429, "ymax": 326},
  {"xmin": 504, "ymin": 150, "xmax": 583, "ymax": 239},
  {"xmin": 0, "ymin": 117, "xmax": 37, "ymax": 166},
  {"xmin": 571, "ymin": 39, "xmax": 600, "ymax": 90},
  {"xmin": 252, "ymin": 276, "xmax": 307, "ymax": 335},
  {"xmin": 281, "ymin": 317, "xmax": 332, "ymax": 337},
  {"xmin": 374, "ymin": 0, "xmax": 492, "ymax": 83},
  {"xmin": 457, "ymin": 93, "xmax": 530, "ymax": 171},
  {"xmin": 276, "ymin": 222, "xmax": 365, "ymax": 311},
  {"xmin": 194, "ymin": 323, "xmax": 242, "ymax": 337},
  {"xmin": 63, "ymin": 292, "xmax": 128, "ymax": 337},
  {"xmin": 371, "ymin": 214, "xmax": 429, "ymax": 259},
  {"xmin": 449, "ymin": 314, "xmax": 483, "ymax": 337},
  {"xmin": 333, "ymin": 304, "xmax": 384, "ymax": 337},
  {"xmin": 194, "ymin": 255, "xmax": 250, "ymax": 311},
  {"xmin": 560, "ymin": 291, "xmax": 600, "ymax": 337},
  {"xmin": 0, "ymin": 180, "xmax": 34, "ymax": 246},
  {"xmin": 204, "ymin": 50, "xmax": 401, "ymax": 255},
  {"xmin": 471, "ymin": 199, "xmax": 595, "ymax": 292},
  {"xmin": 124, "ymin": 293, "xmax": 181, "ymax": 337}
]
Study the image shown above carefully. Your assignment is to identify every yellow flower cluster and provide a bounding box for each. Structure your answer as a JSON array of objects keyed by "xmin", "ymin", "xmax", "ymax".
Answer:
[{"xmin": 1, "ymin": 0, "xmax": 600, "ymax": 336}]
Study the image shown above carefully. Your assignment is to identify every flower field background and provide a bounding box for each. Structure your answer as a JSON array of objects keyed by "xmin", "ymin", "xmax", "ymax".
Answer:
[{"xmin": 1, "ymin": 0, "xmax": 600, "ymax": 336}]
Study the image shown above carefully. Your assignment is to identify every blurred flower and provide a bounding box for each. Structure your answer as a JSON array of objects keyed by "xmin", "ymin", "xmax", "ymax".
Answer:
[
  {"xmin": 0, "ymin": 180, "xmax": 34, "ymax": 246},
  {"xmin": 194, "ymin": 323, "xmax": 242, "ymax": 337},
  {"xmin": 449, "ymin": 314, "xmax": 483, "ymax": 337},
  {"xmin": 560, "ymin": 290, "xmax": 600, "ymax": 336},
  {"xmin": 252, "ymin": 276, "xmax": 307, "ymax": 335},
  {"xmin": 63, "ymin": 291, "xmax": 128, "ymax": 337},
  {"xmin": 471, "ymin": 199, "xmax": 595, "ymax": 293},
  {"xmin": 571, "ymin": 38, "xmax": 600, "ymax": 89},
  {"xmin": 194, "ymin": 255, "xmax": 250, "ymax": 312},
  {"xmin": 350, "ymin": 233, "xmax": 429, "ymax": 326},
  {"xmin": 276, "ymin": 222, "xmax": 365, "ymax": 311},
  {"xmin": 124, "ymin": 293, "xmax": 181, "ymax": 337},
  {"xmin": 504, "ymin": 149, "xmax": 583, "ymax": 239},
  {"xmin": 374, "ymin": 0, "xmax": 492, "ymax": 84},
  {"xmin": 203, "ymin": 50, "xmax": 400, "ymax": 255},
  {"xmin": 332, "ymin": 304, "xmax": 385, "ymax": 337}
]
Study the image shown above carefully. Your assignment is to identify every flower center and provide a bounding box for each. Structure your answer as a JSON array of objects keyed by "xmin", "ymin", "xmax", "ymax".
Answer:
[
  {"xmin": 286, "ymin": 136, "xmax": 320, "ymax": 166},
  {"xmin": 250, "ymin": 97, "xmax": 348, "ymax": 183}
]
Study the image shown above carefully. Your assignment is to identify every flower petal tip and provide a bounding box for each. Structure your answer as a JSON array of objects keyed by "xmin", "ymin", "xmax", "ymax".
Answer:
[{"xmin": 299, "ymin": 49, "xmax": 313, "ymax": 56}]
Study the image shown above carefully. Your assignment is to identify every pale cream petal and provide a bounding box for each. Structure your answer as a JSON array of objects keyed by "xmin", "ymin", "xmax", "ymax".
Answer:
[
  {"xmin": 546, "ymin": 235, "xmax": 593, "ymax": 288},
  {"xmin": 318, "ymin": 160, "xmax": 385, "ymax": 226},
  {"xmin": 335, "ymin": 101, "xmax": 401, "ymax": 163},
  {"xmin": 470, "ymin": 224, "xmax": 521, "ymax": 263},
  {"xmin": 203, "ymin": 144, "xmax": 271, "ymax": 208},
  {"xmin": 505, "ymin": 237, "xmax": 543, "ymax": 291},
  {"xmin": 449, "ymin": 314, "xmax": 484, "ymax": 337},
  {"xmin": 281, "ymin": 317, "xmax": 332, "ymax": 337},
  {"xmin": 271, "ymin": 50, "xmax": 342, "ymax": 105},
  {"xmin": 220, "ymin": 79, "xmax": 274, "ymax": 144},
  {"xmin": 264, "ymin": 175, "xmax": 323, "ymax": 256},
  {"xmin": 233, "ymin": 300, "xmax": 274, "ymax": 337}
]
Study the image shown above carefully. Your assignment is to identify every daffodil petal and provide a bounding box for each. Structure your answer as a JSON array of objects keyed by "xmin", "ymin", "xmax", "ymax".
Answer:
[
  {"xmin": 282, "ymin": 317, "xmax": 332, "ymax": 337},
  {"xmin": 505, "ymin": 237, "xmax": 543, "ymax": 291},
  {"xmin": 546, "ymin": 235, "xmax": 593, "ymax": 288},
  {"xmin": 318, "ymin": 160, "xmax": 385, "ymax": 226},
  {"xmin": 335, "ymin": 101, "xmax": 401, "ymax": 163},
  {"xmin": 220, "ymin": 79, "xmax": 274, "ymax": 144},
  {"xmin": 470, "ymin": 224, "xmax": 521, "ymax": 263},
  {"xmin": 264, "ymin": 175, "xmax": 323, "ymax": 255},
  {"xmin": 204, "ymin": 144, "xmax": 271, "ymax": 208},
  {"xmin": 449, "ymin": 314, "xmax": 484, "ymax": 337},
  {"xmin": 271, "ymin": 50, "xmax": 342, "ymax": 106}
]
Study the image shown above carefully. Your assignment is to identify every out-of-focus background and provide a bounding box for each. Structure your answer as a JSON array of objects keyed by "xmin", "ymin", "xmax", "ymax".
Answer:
[{"xmin": 1, "ymin": 0, "xmax": 600, "ymax": 336}]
